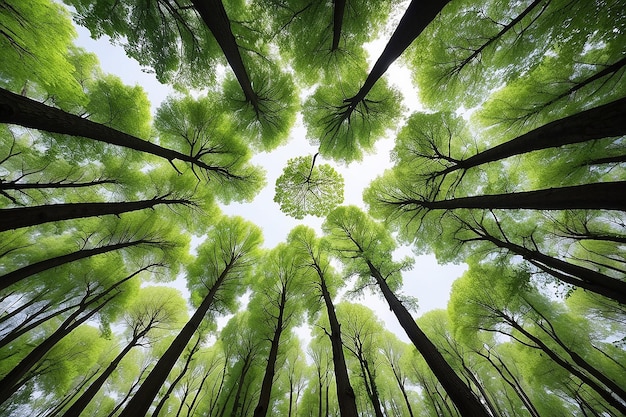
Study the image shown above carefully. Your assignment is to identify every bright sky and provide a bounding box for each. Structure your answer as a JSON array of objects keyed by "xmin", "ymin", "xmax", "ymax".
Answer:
[{"xmin": 72, "ymin": 20, "xmax": 467, "ymax": 343}]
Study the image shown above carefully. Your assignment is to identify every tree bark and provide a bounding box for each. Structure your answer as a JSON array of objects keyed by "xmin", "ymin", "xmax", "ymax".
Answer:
[
  {"xmin": 253, "ymin": 289, "xmax": 287, "ymax": 417},
  {"xmin": 190, "ymin": 0, "xmax": 259, "ymax": 112},
  {"xmin": 394, "ymin": 181, "xmax": 626, "ymax": 212},
  {"xmin": 319, "ymin": 273, "xmax": 359, "ymax": 417},
  {"xmin": 331, "ymin": 0, "xmax": 346, "ymax": 51},
  {"xmin": 0, "ymin": 239, "xmax": 157, "ymax": 291},
  {"xmin": 434, "ymin": 97, "xmax": 626, "ymax": 178},
  {"xmin": 0, "ymin": 196, "xmax": 191, "ymax": 231},
  {"xmin": 367, "ymin": 260, "xmax": 490, "ymax": 417},
  {"xmin": 0, "ymin": 87, "xmax": 238, "ymax": 176},
  {"xmin": 118, "ymin": 261, "xmax": 234, "ymax": 417}
]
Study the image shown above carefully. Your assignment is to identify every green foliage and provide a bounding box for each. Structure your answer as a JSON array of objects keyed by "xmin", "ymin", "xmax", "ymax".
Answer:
[{"xmin": 274, "ymin": 154, "xmax": 344, "ymax": 219}]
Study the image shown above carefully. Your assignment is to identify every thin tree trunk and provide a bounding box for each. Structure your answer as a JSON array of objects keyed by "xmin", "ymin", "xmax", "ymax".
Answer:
[
  {"xmin": 229, "ymin": 353, "xmax": 252, "ymax": 417},
  {"xmin": 0, "ymin": 179, "xmax": 117, "ymax": 191},
  {"xmin": 61, "ymin": 333, "xmax": 145, "ymax": 417},
  {"xmin": 253, "ymin": 289, "xmax": 287, "ymax": 417},
  {"xmin": 0, "ymin": 87, "xmax": 238, "ymax": 177},
  {"xmin": 434, "ymin": 97, "xmax": 626, "ymax": 179},
  {"xmin": 367, "ymin": 260, "xmax": 490, "ymax": 417},
  {"xmin": 0, "ymin": 293, "xmax": 114, "ymax": 405},
  {"xmin": 151, "ymin": 334, "xmax": 203, "ymax": 417},
  {"xmin": 190, "ymin": 0, "xmax": 259, "ymax": 112},
  {"xmin": 0, "ymin": 196, "xmax": 192, "ymax": 232},
  {"xmin": 118, "ymin": 261, "xmax": 234, "ymax": 417},
  {"xmin": 0, "ymin": 239, "xmax": 158, "ymax": 291},
  {"xmin": 389, "ymin": 365, "xmax": 415, "ymax": 417}
]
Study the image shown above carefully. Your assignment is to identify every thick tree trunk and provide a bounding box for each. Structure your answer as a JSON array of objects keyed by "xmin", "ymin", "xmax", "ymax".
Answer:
[
  {"xmin": 349, "ymin": 0, "xmax": 450, "ymax": 104},
  {"xmin": 319, "ymin": 275, "xmax": 359, "ymax": 417},
  {"xmin": 0, "ymin": 239, "xmax": 157, "ymax": 291},
  {"xmin": 331, "ymin": 0, "xmax": 346, "ymax": 51},
  {"xmin": 118, "ymin": 262, "xmax": 234, "ymax": 417},
  {"xmin": 0, "ymin": 197, "xmax": 191, "ymax": 231},
  {"xmin": 367, "ymin": 260, "xmax": 490, "ymax": 417},
  {"xmin": 253, "ymin": 290, "xmax": 287, "ymax": 417},
  {"xmin": 398, "ymin": 181, "xmax": 626, "ymax": 212},
  {"xmin": 435, "ymin": 97, "xmax": 626, "ymax": 178},
  {"xmin": 0, "ymin": 87, "xmax": 237, "ymax": 176},
  {"xmin": 190, "ymin": 0, "xmax": 259, "ymax": 111},
  {"xmin": 61, "ymin": 334, "xmax": 144, "ymax": 417}
]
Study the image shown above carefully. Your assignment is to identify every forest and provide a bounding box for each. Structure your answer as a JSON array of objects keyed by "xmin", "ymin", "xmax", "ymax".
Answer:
[{"xmin": 0, "ymin": 0, "xmax": 625, "ymax": 416}]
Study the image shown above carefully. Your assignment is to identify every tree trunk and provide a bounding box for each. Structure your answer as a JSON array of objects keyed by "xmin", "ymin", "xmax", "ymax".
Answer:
[
  {"xmin": 470, "ymin": 228, "xmax": 626, "ymax": 304},
  {"xmin": 151, "ymin": 335, "xmax": 202, "ymax": 417},
  {"xmin": 435, "ymin": 97, "xmax": 626, "ymax": 178},
  {"xmin": 118, "ymin": 261, "xmax": 234, "ymax": 417},
  {"xmin": 253, "ymin": 289, "xmax": 287, "ymax": 417},
  {"xmin": 0, "ymin": 196, "xmax": 191, "ymax": 231},
  {"xmin": 229, "ymin": 353, "xmax": 252, "ymax": 417},
  {"xmin": 361, "ymin": 358, "xmax": 384, "ymax": 417},
  {"xmin": 502, "ymin": 313, "xmax": 626, "ymax": 415},
  {"xmin": 398, "ymin": 181, "xmax": 626, "ymax": 212},
  {"xmin": 0, "ymin": 293, "xmax": 113, "ymax": 405},
  {"xmin": 319, "ymin": 274, "xmax": 359, "ymax": 417},
  {"xmin": 61, "ymin": 333, "xmax": 145, "ymax": 417},
  {"xmin": 348, "ymin": 0, "xmax": 450, "ymax": 104},
  {"xmin": 0, "ymin": 87, "xmax": 236, "ymax": 175},
  {"xmin": 190, "ymin": 0, "xmax": 259, "ymax": 111},
  {"xmin": 389, "ymin": 365, "xmax": 415, "ymax": 417},
  {"xmin": 367, "ymin": 260, "xmax": 490, "ymax": 417},
  {"xmin": 331, "ymin": 0, "xmax": 346, "ymax": 51},
  {"xmin": 0, "ymin": 239, "xmax": 158, "ymax": 291}
]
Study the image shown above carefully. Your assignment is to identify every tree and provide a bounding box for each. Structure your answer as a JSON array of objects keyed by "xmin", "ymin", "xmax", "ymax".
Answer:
[
  {"xmin": 274, "ymin": 154, "xmax": 344, "ymax": 219},
  {"xmin": 118, "ymin": 216, "xmax": 262, "ymax": 417},
  {"xmin": 322, "ymin": 206, "xmax": 490, "ymax": 417},
  {"xmin": 287, "ymin": 225, "xmax": 359, "ymax": 417},
  {"xmin": 61, "ymin": 286, "xmax": 188, "ymax": 417}
]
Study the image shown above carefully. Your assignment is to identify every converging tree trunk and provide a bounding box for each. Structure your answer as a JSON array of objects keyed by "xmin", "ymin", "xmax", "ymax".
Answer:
[
  {"xmin": 0, "ymin": 239, "xmax": 160, "ymax": 291},
  {"xmin": 0, "ymin": 196, "xmax": 192, "ymax": 232},
  {"xmin": 118, "ymin": 261, "xmax": 235, "ymax": 417},
  {"xmin": 0, "ymin": 87, "xmax": 242, "ymax": 177},
  {"xmin": 367, "ymin": 260, "xmax": 490, "ymax": 417}
]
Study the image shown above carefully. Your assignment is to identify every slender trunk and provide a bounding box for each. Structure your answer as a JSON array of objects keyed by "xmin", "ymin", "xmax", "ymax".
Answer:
[
  {"xmin": 118, "ymin": 261, "xmax": 235, "ymax": 417},
  {"xmin": 361, "ymin": 358, "xmax": 384, "ymax": 417},
  {"xmin": 0, "ymin": 179, "xmax": 117, "ymax": 191},
  {"xmin": 61, "ymin": 334, "xmax": 145, "ymax": 417},
  {"xmin": 319, "ymin": 275, "xmax": 359, "ymax": 417},
  {"xmin": 470, "ymin": 227, "xmax": 626, "ymax": 304},
  {"xmin": 331, "ymin": 0, "xmax": 346, "ymax": 51},
  {"xmin": 435, "ymin": 97, "xmax": 626, "ymax": 178},
  {"xmin": 389, "ymin": 365, "xmax": 415, "ymax": 417},
  {"xmin": 0, "ymin": 239, "xmax": 157, "ymax": 291},
  {"xmin": 0, "ymin": 197, "xmax": 191, "ymax": 232},
  {"xmin": 452, "ymin": 0, "xmax": 545, "ymax": 73},
  {"xmin": 253, "ymin": 289, "xmax": 287, "ymax": 417},
  {"xmin": 395, "ymin": 181, "xmax": 626, "ymax": 212},
  {"xmin": 367, "ymin": 260, "xmax": 490, "ymax": 417},
  {"xmin": 0, "ymin": 87, "xmax": 234, "ymax": 175},
  {"xmin": 186, "ymin": 364, "xmax": 212, "ymax": 417},
  {"xmin": 190, "ymin": 0, "xmax": 259, "ymax": 111},
  {"xmin": 151, "ymin": 335, "xmax": 203, "ymax": 417},
  {"xmin": 287, "ymin": 379, "xmax": 294, "ymax": 417},
  {"xmin": 229, "ymin": 354, "xmax": 252, "ymax": 417},
  {"xmin": 502, "ymin": 313, "xmax": 626, "ymax": 415},
  {"xmin": 0, "ymin": 294, "xmax": 114, "ymax": 405}
]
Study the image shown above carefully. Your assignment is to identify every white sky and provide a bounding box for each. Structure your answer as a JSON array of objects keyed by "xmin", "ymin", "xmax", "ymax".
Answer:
[{"xmin": 72, "ymin": 19, "xmax": 467, "ymax": 343}]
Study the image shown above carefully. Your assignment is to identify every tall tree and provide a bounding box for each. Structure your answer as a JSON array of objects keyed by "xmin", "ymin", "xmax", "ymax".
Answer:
[
  {"xmin": 322, "ymin": 206, "xmax": 490, "ymax": 417},
  {"xmin": 118, "ymin": 216, "xmax": 262, "ymax": 417}
]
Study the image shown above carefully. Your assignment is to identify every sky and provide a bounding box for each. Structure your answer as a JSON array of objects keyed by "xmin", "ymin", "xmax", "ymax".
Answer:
[{"xmin": 72, "ymin": 17, "xmax": 467, "ymax": 343}]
